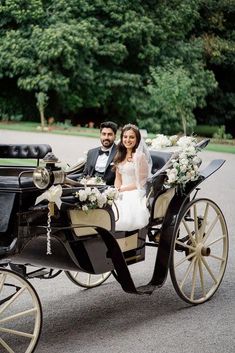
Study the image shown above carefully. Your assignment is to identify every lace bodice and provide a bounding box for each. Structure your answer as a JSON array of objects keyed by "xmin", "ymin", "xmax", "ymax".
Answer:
[{"xmin": 117, "ymin": 162, "xmax": 136, "ymax": 186}]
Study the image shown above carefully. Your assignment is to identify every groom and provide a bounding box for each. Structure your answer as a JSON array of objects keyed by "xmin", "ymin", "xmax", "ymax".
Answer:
[{"xmin": 83, "ymin": 121, "xmax": 118, "ymax": 185}]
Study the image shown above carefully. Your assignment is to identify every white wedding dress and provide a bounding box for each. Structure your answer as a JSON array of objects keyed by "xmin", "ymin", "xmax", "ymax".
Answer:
[{"xmin": 113, "ymin": 161, "xmax": 150, "ymax": 231}]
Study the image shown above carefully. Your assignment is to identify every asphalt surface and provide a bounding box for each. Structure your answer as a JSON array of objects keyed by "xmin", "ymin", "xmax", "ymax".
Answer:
[{"xmin": 1, "ymin": 130, "xmax": 235, "ymax": 353}]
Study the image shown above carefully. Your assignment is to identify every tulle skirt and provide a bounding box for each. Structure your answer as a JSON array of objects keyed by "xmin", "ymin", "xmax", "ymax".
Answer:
[{"xmin": 113, "ymin": 190, "xmax": 150, "ymax": 231}]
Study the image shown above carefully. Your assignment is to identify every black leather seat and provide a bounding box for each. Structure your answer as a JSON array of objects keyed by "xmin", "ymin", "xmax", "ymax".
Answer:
[
  {"xmin": 150, "ymin": 150, "xmax": 173, "ymax": 174},
  {"xmin": 0, "ymin": 144, "xmax": 52, "ymax": 190}
]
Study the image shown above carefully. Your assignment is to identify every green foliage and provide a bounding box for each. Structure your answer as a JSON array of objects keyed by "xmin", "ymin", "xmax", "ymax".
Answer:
[
  {"xmin": 0, "ymin": 0, "xmax": 221, "ymax": 132},
  {"xmin": 194, "ymin": 0, "xmax": 235, "ymax": 136},
  {"xmin": 213, "ymin": 125, "xmax": 232, "ymax": 140},
  {"xmin": 194, "ymin": 124, "xmax": 219, "ymax": 137}
]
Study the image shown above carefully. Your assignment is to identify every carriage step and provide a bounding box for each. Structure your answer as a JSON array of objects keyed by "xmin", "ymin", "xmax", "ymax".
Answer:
[
  {"xmin": 136, "ymin": 284, "xmax": 161, "ymax": 295},
  {"xmin": 27, "ymin": 269, "xmax": 49, "ymax": 278},
  {"xmin": 0, "ymin": 238, "xmax": 17, "ymax": 256}
]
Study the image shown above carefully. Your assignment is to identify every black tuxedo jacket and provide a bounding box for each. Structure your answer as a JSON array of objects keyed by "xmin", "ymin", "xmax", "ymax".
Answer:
[{"xmin": 83, "ymin": 144, "xmax": 117, "ymax": 185}]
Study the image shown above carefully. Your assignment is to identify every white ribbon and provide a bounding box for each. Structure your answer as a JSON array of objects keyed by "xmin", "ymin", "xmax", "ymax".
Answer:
[{"xmin": 35, "ymin": 185, "xmax": 63, "ymax": 209}]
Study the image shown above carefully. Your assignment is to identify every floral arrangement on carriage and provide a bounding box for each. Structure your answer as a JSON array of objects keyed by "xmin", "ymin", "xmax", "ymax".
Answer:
[
  {"xmin": 35, "ymin": 183, "xmax": 119, "ymax": 254},
  {"xmin": 146, "ymin": 134, "xmax": 202, "ymax": 189},
  {"xmin": 74, "ymin": 186, "xmax": 119, "ymax": 212}
]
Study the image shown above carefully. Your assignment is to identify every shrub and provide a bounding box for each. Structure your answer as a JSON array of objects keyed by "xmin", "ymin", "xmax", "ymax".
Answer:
[{"xmin": 193, "ymin": 124, "xmax": 219, "ymax": 137}]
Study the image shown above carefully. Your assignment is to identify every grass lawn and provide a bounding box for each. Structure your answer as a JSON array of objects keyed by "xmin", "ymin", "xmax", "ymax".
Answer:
[
  {"xmin": 1, "ymin": 121, "xmax": 235, "ymax": 154},
  {"xmin": 205, "ymin": 143, "xmax": 235, "ymax": 154},
  {"xmin": 0, "ymin": 121, "xmax": 100, "ymax": 138}
]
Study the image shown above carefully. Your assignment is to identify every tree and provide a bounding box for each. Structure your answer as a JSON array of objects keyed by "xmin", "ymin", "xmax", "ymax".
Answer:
[
  {"xmin": 36, "ymin": 92, "xmax": 48, "ymax": 130},
  {"xmin": 0, "ymin": 0, "xmax": 220, "ymax": 133},
  {"xmin": 194, "ymin": 0, "xmax": 235, "ymax": 136}
]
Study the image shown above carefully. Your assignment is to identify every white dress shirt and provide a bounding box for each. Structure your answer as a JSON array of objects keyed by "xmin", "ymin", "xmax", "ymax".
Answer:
[{"xmin": 95, "ymin": 145, "xmax": 114, "ymax": 173}]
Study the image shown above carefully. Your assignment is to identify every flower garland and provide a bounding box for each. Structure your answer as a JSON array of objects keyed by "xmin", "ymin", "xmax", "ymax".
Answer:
[
  {"xmin": 74, "ymin": 186, "xmax": 119, "ymax": 212},
  {"xmin": 146, "ymin": 135, "xmax": 202, "ymax": 188}
]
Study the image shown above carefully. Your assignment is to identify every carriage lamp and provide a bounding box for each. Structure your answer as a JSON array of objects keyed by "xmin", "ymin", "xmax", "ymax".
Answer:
[
  {"xmin": 33, "ymin": 166, "xmax": 66, "ymax": 189},
  {"xmin": 33, "ymin": 152, "xmax": 65, "ymax": 189},
  {"xmin": 33, "ymin": 167, "xmax": 51, "ymax": 189}
]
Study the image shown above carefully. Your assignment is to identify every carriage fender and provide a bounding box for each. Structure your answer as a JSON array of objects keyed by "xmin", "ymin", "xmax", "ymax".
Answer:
[{"xmin": 149, "ymin": 159, "xmax": 225, "ymax": 287}]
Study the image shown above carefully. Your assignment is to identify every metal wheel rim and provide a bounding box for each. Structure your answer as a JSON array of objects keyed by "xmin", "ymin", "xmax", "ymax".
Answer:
[
  {"xmin": 170, "ymin": 198, "xmax": 228, "ymax": 304},
  {"xmin": 65, "ymin": 271, "xmax": 111, "ymax": 288},
  {"xmin": 0, "ymin": 268, "xmax": 42, "ymax": 353}
]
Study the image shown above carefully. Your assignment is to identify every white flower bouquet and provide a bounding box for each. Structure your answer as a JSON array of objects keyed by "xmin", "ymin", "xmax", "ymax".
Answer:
[
  {"xmin": 74, "ymin": 187, "xmax": 119, "ymax": 212},
  {"xmin": 146, "ymin": 134, "xmax": 202, "ymax": 189},
  {"xmin": 146, "ymin": 134, "xmax": 179, "ymax": 149},
  {"xmin": 79, "ymin": 176, "xmax": 106, "ymax": 186},
  {"xmin": 165, "ymin": 138, "xmax": 201, "ymax": 188}
]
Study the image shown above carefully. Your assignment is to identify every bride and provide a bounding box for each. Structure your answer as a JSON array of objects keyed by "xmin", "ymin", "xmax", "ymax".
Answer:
[{"xmin": 113, "ymin": 124, "xmax": 152, "ymax": 231}]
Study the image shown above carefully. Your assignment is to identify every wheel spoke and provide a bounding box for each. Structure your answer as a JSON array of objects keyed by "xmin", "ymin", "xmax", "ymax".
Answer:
[
  {"xmin": 199, "ymin": 203, "xmax": 209, "ymax": 241},
  {"xmin": 201, "ymin": 256, "xmax": 218, "ymax": 284},
  {"xmin": 179, "ymin": 257, "xmax": 196, "ymax": 290},
  {"xmin": 0, "ymin": 337, "xmax": 15, "ymax": 353},
  {"xmin": 182, "ymin": 220, "xmax": 196, "ymax": 246},
  {"xmin": 193, "ymin": 205, "xmax": 199, "ymax": 241},
  {"xmin": 175, "ymin": 239, "xmax": 195, "ymax": 251},
  {"xmin": 0, "ymin": 308, "xmax": 37, "ymax": 324},
  {"xmin": 209, "ymin": 254, "xmax": 226, "ymax": 262},
  {"xmin": 0, "ymin": 326, "xmax": 34, "ymax": 339},
  {"xmin": 74, "ymin": 272, "xmax": 79, "ymax": 279},
  {"xmin": 175, "ymin": 251, "xmax": 195, "ymax": 268},
  {"xmin": 202, "ymin": 214, "xmax": 220, "ymax": 244},
  {"xmin": 170, "ymin": 198, "xmax": 228, "ymax": 304},
  {"xmin": 66, "ymin": 270, "xmax": 111, "ymax": 288},
  {"xmin": 198, "ymin": 258, "xmax": 206, "ymax": 298},
  {"xmin": 0, "ymin": 269, "xmax": 42, "ymax": 353},
  {"xmin": 206, "ymin": 235, "xmax": 226, "ymax": 247},
  {"xmin": 87, "ymin": 274, "xmax": 91, "ymax": 286},
  {"xmin": 0, "ymin": 273, "xmax": 6, "ymax": 292},
  {"xmin": 0, "ymin": 286, "xmax": 26, "ymax": 316},
  {"xmin": 190, "ymin": 258, "xmax": 198, "ymax": 301}
]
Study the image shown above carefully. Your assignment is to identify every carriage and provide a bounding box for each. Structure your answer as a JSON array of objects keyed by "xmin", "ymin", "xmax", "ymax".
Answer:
[{"xmin": 0, "ymin": 141, "xmax": 229, "ymax": 353}]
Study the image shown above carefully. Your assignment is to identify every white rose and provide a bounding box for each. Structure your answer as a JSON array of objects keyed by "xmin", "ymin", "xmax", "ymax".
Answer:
[
  {"xmin": 185, "ymin": 146, "xmax": 196, "ymax": 155},
  {"xmin": 180, "ymin": 164, "xmax": 187, "ymax": 172},
  {"xmin": 145, "ymin": 138, "xmax": 152, "ymax": 146},
  {"xmin": 180, "ymin": 158, "xmax": 189, "ymax": 166},
  {"xmin": 78, "ymin": 190, "xmax": 88, "ymax": 202},
  {"xmin": 177, "ymin": 136, "xmax": 196, "ymax": 148},
  {"xmin": 169, "ymin": 135, "xmax": 178, "ymax": 145},
  {"xmin": 82, "ymin": 205, "xmax": 89, "ymax": 212},
  {"xmin": 89, "ymin": 194, "xmax": 97, "ymax": 202},
  {"xmin": 193, "ymin": 156, "xmax": 201, "ymax": 165}
]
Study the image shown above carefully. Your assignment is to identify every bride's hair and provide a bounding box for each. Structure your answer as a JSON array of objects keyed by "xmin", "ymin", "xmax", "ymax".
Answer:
[{"xmin": 114, "ymin": 124, "xmax": 141, "ymax": 165}]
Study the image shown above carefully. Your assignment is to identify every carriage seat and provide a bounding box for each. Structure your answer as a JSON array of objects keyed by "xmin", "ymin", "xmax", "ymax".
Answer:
[
  {"xmin": 150, "ymin": 150, "xmax": 173, "ymax": 174},
  {"xmin": 0, "ymin": 144, "xmax": 52, "ymax": 160},
  {"xmin": 0, "ymin": 144, "xmax": 52, "ymax": 190}
]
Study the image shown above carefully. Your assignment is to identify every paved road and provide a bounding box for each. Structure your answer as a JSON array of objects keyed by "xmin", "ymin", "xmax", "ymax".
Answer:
[{"xmin": 1, "ymin": 130, "xmax": 235, "ymax": 353}]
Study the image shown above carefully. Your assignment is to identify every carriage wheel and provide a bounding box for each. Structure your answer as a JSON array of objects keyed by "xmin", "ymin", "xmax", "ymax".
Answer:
[
  {"xmin": 65, "ymin": 270, "xmax": 111, "ymax": 288},
  {"xmin": 0, "ymin": 268, "xmax": 42, "ymax": 353},
  {"xmin": 170, "ymin": 198, "xmax": 228, "ymax": 305}
]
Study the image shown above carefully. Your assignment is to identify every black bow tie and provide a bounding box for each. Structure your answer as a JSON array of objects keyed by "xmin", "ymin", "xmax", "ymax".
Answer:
[{"xmin": 99, "ymin": 149, "xmax": 109, "ymax": 156}]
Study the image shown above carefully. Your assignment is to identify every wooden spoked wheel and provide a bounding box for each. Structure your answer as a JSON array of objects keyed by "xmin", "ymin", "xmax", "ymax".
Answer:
[
  {"xmin": 0, "ymin": 268, "xmax": 42, "ymax": 353},
  {"xmin": 65, "ymin": 271, "xmax": 111, "ymax": 288},
  {"xmin": 170, "ymin": 198, "xmax": 228, "ymax": 304}
]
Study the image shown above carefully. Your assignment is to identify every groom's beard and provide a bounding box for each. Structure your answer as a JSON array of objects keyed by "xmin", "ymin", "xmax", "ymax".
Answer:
[{"xmin": 101, "ymin": 139, "xmax": 114, "ymax": 149}]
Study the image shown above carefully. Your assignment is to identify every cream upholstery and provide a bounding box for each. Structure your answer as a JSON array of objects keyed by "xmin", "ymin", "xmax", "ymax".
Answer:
[
  {"xmin": 69, "ymin": 208, "xmax": 113, "ymax": 237},
  {"xmin": 152, "ymin": 188, "xmax": 175, "ymax": 219}
]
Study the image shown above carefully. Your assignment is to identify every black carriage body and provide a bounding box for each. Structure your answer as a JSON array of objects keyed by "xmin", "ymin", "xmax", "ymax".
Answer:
[
  {"xmin": 0, "ymin": 143, "xmax": 226, "ymax": 296},
  {"xmin": 0, "ymin": 144, "xmax": 147, "ymax": 276}
]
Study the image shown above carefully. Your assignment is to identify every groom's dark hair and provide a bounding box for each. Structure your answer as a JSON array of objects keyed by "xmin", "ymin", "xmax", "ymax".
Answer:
[{"xmin": 100, "ymin": 121, "xmax": 118, "ymax": 134}]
